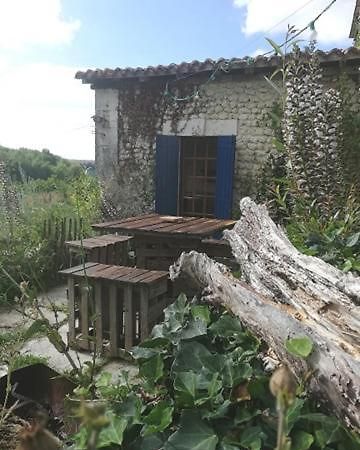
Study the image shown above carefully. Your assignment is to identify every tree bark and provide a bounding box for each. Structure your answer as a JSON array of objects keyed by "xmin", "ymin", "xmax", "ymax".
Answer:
[{"xmin": 170, "ymin": 198, "xmax": 360, "ymax": 431}]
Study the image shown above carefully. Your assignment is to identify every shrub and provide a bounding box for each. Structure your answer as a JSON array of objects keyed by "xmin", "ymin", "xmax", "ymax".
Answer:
[{"xmin": 69, "ymin": 295, "xmax": 360, "ymax": 450}]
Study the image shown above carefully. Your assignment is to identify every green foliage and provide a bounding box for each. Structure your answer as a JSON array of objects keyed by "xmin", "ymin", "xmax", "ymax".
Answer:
[
  {"xmin": 257, "ymin": 42, "xmax": 360, "ymax": 275},
  {"xmin": 0, "ymin": 145, "xmax": 82, "ymax": 182},
  {"xmin": 68, "ymin": 172, "xmax": 102, "ymax": 235},
  {"xmin": 10, "ymin": 353, "xmax": 48, "ymax": 370},
  {"xmin": 338, "ymin": 74, "xmax": 360, "ymax": 190},
  {"xmin": 285, "ymin": 337, "xmax": 313, "ymax": 359},
  {"xmin": 0, "ymin": 167, "xmax": 102, "ymax": 304},
  {"xmin": 70, "ymin": 296, "xmax": 360, "ymax": 450},
  {"xmin": 286, "ymin": 197, "xmax": 360, "ymax": 274}
]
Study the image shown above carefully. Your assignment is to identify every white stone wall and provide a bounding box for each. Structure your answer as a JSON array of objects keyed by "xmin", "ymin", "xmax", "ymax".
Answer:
[{"xmin": 94, "ymin": 69, "xmax": 358, "ymax": 216}]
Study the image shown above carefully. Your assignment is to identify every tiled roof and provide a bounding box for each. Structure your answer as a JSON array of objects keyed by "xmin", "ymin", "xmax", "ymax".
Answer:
[{"xmin": 75, "ymin": 47, "xmax": 360, "ymax": 84}]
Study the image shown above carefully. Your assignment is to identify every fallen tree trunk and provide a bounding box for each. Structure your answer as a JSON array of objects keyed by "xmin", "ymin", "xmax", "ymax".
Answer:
[{"xmin": 170, "ymin": 198, "xmax": 360, "ymax": 431}]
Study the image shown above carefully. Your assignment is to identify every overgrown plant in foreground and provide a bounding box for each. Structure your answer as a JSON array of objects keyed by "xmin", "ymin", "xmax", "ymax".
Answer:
[
  {"xmin": 0, "ymin": 167, "xmax": 102, "ymax": 305},
  {"xmin": 69, "ymin": 295, "xmax": 359, "ymax": 450},
  {"xmin": 257, "ymin": 40, "xmax": 360, "ymax": 273}
]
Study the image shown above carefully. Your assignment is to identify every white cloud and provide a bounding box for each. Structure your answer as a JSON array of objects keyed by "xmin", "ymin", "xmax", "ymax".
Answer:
[
  {"xmin": 233, "ymin": 0, "xmax": 354, "ymax": 45},
  {"xmin": 0, "ymin": 0, "xmax": 80, "ymax": 50},
  {"xmin": 0, "ymin": 59, "xmax": 94, "ymax": 159},
  {"xmin": 251, "ymin": 48, "xmax": 266, "ymax": 57}
]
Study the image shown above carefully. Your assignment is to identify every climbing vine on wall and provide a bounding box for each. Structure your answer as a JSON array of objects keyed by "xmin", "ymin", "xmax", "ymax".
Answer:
[{"xmin": 116, "ymin": 78, "xmax": 205, "ymax": 166}]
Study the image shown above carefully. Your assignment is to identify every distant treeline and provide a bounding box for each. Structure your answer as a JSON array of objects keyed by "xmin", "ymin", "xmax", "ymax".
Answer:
[{"xmin": 0, "ymin": 145, "xmax": 94, "ymax": 182}]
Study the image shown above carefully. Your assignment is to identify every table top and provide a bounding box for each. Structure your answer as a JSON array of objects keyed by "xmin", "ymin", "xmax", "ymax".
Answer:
[
  {"xmin": 59, "ymin": 262, "xmax": 168, "ymax": 285},
  {"xmin": 65, "ymin": 234, "xmax": 132, "ymax": 249},
  {"xmin": 92, "ymin": 213, "xmax": 235, "ymax": 238}
]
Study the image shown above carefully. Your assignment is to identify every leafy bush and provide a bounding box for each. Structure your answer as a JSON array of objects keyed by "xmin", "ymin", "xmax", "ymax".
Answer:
[
  {"xmin": 286, "ymin": 196, "xmax": 360, "ymax": 274},
  {"xmin": 0, "ymin": 169, "xmax": 101, "ymax": 304},
  {"xmin": 0, "ymin": 146, "xmax": 83, "ymax": 182},
  {"xmin": 70, "ymin": 296, "xmax": 359, "ymax": 450}
]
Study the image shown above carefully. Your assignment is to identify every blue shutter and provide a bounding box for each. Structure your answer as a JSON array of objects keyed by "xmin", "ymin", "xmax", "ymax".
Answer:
[
  {"xmin": 155, "ymin": 135, "xmax": 179, "ymax": 215},
  {"xmin": 215, "ymin": 136, "xmax": 236, "ymax": 219}
]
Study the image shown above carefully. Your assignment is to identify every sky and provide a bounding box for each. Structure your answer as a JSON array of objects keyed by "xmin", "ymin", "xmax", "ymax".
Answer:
[{"xmin": 0, "ymin": 0, "xmax": 356, "ymax": 160}]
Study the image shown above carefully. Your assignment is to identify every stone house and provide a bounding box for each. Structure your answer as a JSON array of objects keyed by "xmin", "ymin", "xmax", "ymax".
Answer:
[{"xmin": 76, "ymin": 48, "xmax": 360, "ymax": 219}]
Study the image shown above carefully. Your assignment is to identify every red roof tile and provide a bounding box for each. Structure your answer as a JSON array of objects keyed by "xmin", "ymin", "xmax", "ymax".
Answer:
[{"xmin": 75, "ymin": 47, "xmax": 360, "ymax": 84}]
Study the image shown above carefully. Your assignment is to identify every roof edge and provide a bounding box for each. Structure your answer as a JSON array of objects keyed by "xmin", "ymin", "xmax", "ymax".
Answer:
[{"xmin": 75, "ymin": 47, "xmax": 360, "ymax": 85}]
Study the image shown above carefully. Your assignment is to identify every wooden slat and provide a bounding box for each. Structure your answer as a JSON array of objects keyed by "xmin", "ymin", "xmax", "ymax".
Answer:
[
  {"xmin": 96, "ymin": 234, "xmax": 132, "ymax": 242},
  {"xmin": 124, "ymin": 285, "xmax": 133, "ymax": 351},
  {"xmin": 149, "ymin": 279, "xmax": 168, "ymax": 297},
  {"xmin": 59, "ymin": 262, "xmax": 99, "ymax": 275},
  {"xmin": 142, "ymin": 217, "xmax": 210, "ymax": 233},
  {"xmin": 109, "ymin": 283, "xmax": 118, "ymax": 357},
  {"xmin": 92, "ymin": 213, "xmax": 157, "ymax": 230},
  {"xmin": 130, "ymin": 270, "xmax": 168, "ymax": 284},
  {"xmin": 112, "ymin": 266, "xmax": 141, "ymax": 281},
  {"xmin": 140, "ymin": 287, "xmax": 149, "ymax": 341},
  {"xmin": 171, "ymin": 219, "xmax": 233, "ymax": 235},
  {"xmin": 93, "ymin": 265, "xmax": 127, "ymax": 280},
  {"xmin": 67, "ymin": 277, "xmax": 76, "ymax": 343},
  {"xmin": 99, "ymin": 246, "xmax": 108, "ymax": 264},
  {"xmin": 108, "ymin": 215, "xmax": 167, "ymax": 231},
  {"xmin": 85, "ymin": 264, "xmax": 113, "ymax": 278},
  {"xmin": 94, "ymin": 281, "xmax": 103, "ymax": 353},
  {"xmin": 66, "ymin": 235, "xmax": 133, "ymax": 249},
  {"xmin": 116, "ymin": 267, "xmax": 150, "ymax": 283}
]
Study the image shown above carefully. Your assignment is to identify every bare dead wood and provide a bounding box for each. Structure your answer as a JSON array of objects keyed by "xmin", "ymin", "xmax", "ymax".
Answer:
[{"xmin": 170, "ymin": 198, "xmax": 360, "ymax": 430}]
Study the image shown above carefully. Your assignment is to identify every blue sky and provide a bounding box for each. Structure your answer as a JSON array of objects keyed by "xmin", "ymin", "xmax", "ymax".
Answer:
[{"xmin": 0, "ymin": 0, "xmax": 356, "ymax": 159}]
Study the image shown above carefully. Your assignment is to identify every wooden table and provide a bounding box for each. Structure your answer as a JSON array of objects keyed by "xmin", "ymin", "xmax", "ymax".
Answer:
[{"xmin": 92, "ymin": 213, "xmax": 235, "ymax": 270}]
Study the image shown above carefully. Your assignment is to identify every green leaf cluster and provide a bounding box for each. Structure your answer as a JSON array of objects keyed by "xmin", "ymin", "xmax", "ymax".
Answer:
[{"xmin": 71, "ymin": 295, "xmax": 360, "ymax": 450}]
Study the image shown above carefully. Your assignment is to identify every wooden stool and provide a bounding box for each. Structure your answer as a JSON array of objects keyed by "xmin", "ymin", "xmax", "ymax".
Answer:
[
  {"xmin": 65, "ymin": 234, "xmax": 133, "ymax": 266},
  {"xmin": 59, "ymin": 262, "xmax": 169, "ymax": 356}
]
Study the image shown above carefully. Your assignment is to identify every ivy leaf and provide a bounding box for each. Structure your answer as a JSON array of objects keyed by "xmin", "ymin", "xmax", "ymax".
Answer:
[
  {"xmin": 209, "ymin": 313, "xmax": 243, "ymax": 338},
  {"xmin": 97, "ymin": 412, "xmax": 127, "ymax": 447},
  {"xmin": 164, "ymin": 410, "xmax": 218, "ymax": 450},
  {"xmin": 285, "ymin": 336, "xmax": 313, "ymax": 358},
  {"xmin": 139, "ymin": 353, "xmax": 164, "ymax": 382},
  {"xmin": 117, "ymin": 393, "xmax": 143, "ymax": 426},
  {"xmin": 218, "ymin": 444, "xmax": 241, "ymax": 450},
  {"xmin": 191, "ymin": 305, "xmax": 211, "ymax": 324},
  {"xmin": 141, "ymin": 401, "xmax": 173, "ymax": 436},
  {"xmin": 174, "ymin": 370, "xmax": 222, "ymax": 407},
  {"xmin": 239, "ymin": 426, "xmax": 267, "ymax": 450},
  {"xmin": 131, "ymin": 346, "xmax": 160, "ymax": 360},
  {"xmin": 203, "ymin": 400, "xmax": 232, "ymax": 420},
  {"xmin": 346, "ymin": 232, "xmax": 360, "ymax": 247},
  {"xmin": 291, "ymin": 430, "xmax": 314, "ymax": 450},
  {"xmin": 139, "ymin": 434, "xmax": 165, "ymax": 450},
  {"xmin": 223, "ymin": 360, "xmax": 252, "ymax": 387},
  {"xmin": 179, "ymin": 317, "xmax": 207, "ymax": 340},
  {"xmin": 172, "ymin": 341, "xmax": 225, "ymax": 375},
  {"xmin": 286, "ymin": 397, "xmax": 306, "ymax": 432},
  {"xmin": 342, "ymin": 259, "xmax": 353, "ymax": 272},
  {"xmin": 164, "ymin": 293, "xmax": 189, "ymax": 327},
  {"xmin": 174, "ymin": 371, "xmax": 197, "ymax": 405}
]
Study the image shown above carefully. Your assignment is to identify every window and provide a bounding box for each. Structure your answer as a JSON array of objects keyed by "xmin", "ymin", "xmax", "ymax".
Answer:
[
  {"xmin": 155, "ymin": 135, "xmax": 235, "ymax": 219},
  {"xmin": 180, "ymin": 137, "xmax": 217, "ymax": 217}
]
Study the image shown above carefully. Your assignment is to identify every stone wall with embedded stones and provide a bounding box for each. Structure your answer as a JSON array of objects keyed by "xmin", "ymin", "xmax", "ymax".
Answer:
[{"xmin": 94, "ymin": 67, "xmax": 359, "ymax": 217}]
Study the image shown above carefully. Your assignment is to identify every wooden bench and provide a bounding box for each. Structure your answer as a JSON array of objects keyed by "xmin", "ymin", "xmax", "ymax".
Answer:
[
  {"xmin": 65, "ymin": 234, "xmax": 133, "ymax": 266},
  {"xmin": 59, "ymin": 263, "xmax": 169, "ymax": 356}
]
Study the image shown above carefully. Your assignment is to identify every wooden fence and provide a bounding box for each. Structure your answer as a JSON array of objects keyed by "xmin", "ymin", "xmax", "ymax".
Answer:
[{"xmin": 42, "ymin": 216, "xmax": 84, "ymax": 271}]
